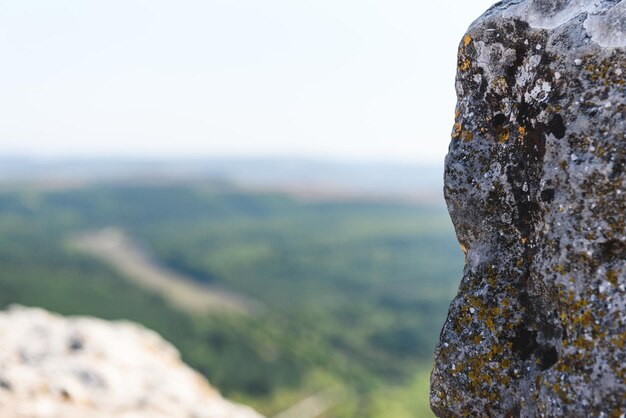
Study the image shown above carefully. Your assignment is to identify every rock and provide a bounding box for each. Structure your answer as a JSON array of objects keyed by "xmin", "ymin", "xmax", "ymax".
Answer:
[
  {"xmin": 0, "ymin": 306, "xmax": 264, "ymax": 418},
  {"xmin": 431, "ymin": 1, "xmax": 625, "ymax": 416}
]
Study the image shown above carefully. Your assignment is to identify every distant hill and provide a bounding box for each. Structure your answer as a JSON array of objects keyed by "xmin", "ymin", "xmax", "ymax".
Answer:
[{"xmin": 0, "ymin": 157, "xmax": 443, "ymax": 200}]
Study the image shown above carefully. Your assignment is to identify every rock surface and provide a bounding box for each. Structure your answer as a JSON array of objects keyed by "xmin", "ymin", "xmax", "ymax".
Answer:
[
  {"xmin": 0, "ymin": 306, "xmax": 264, "ymax": 418},
  {"xmin": 431, "ymin": 0, "xmax": 625, "ymax": 416}
]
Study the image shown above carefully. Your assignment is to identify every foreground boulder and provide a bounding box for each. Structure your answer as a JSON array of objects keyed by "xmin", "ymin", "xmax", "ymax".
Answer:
[
  {"xmin": 431, "ymin": 0, "xmax": 625, "ymax": 416},
  {"xmin": 0, "ymin": 306, "xmax": 263, "ymax": 418}
]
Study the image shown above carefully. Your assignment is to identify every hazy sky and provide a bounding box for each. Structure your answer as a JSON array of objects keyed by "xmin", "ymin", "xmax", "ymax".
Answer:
[{"xmin": 0, "ymin": 1, "xmax": 495, "ymax": 163}]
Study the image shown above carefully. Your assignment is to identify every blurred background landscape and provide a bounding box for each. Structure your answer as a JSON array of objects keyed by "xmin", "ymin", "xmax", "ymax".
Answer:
[
  {"xmin": 0, "ymin": 158, "xmax": 459, "ymax": 417},
  {"xmin": 0, "ymin": 1, "xmax": 494, "ymax": 417}
]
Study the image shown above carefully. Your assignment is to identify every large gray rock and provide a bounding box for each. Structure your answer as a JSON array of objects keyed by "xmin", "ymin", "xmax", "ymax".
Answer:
[
  {"xmin": 0, "ymin": 306, "xmax": 264, "ymax": 418},
  {"xmin": 431, "ymin": 1, "xmax": 625, "ymax": 416}
]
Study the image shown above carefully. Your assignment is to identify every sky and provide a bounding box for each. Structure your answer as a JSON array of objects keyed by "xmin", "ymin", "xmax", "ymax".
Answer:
[{"xmin": 0, "ymin": 0, "xmax": 495, "ymax": 164}]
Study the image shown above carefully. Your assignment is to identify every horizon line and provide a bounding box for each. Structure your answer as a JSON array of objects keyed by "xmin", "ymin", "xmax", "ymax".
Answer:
[{"xmin": 0, "ymin": 153, "xmax": 445, "ymax": 167}]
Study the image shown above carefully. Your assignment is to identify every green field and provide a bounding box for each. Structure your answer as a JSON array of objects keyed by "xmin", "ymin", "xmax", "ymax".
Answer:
[{"xmin": 0, "ymin": 182, "xmax": 462, "ymax": 417}]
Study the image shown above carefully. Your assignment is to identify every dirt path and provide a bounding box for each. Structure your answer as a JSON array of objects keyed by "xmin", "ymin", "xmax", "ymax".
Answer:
[
  {"xmin": 70, "ymin": 228, "xmax": 260, "ymax": 315},
  {"xmin": 272, "ymin": 390, "xmax": 340, "ymax": 418}
]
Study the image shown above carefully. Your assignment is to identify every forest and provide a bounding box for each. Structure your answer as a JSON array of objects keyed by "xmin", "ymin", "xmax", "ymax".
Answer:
[{"xmin": 0, "ymin": 181, "xmax": 462, "ymax": 417}]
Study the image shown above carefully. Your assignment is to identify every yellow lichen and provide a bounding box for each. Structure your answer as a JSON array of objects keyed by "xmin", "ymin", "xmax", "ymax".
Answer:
[
  {"xmin": 452, "ymin": 122, "xmax": 463, "ymax": 139},
  {"xmin": 459, "ymin": 58, "xmax": 471, "ymax": 72},
  {"xmin": 498, "ymin": 128, "xmax": 510, "ymax": 143},
  {"xmin": 492, "ymin": 77, "xmax": 508, "ymax": 93},
  {"xmin": 463, "ymin": 34, "xmax": 472, "ymax": 48},
  {"xmin": 485, "ymin": 317, "xmax": 495, "ymax": 331},
  {"xmin": 462, "ymin": 131, "xmax": 474, "ymax": 141},
  {"xmin": 612, "ymin": 332, "xmax": 626, "ymax": 349},
  {"xmin": 485, "ymin": 265, "xmax": 497, "ymax": 287}
]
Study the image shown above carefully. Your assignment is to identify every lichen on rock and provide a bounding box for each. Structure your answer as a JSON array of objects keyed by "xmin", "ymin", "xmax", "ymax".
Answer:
[{"xmin": 431, "ymin": 0, "xmax": 625, "ymax": 416}]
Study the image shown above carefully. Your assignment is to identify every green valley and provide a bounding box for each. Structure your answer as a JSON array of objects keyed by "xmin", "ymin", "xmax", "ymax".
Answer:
[{"xmin": 0, "ymin": 181, "xmax": 461, "ymax": 417}]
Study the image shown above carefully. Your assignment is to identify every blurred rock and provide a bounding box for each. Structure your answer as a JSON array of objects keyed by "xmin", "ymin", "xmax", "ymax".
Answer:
[
  {"xmin": 431, "ymin": 0, "xmax": 625, "ymax": 416},
  {"xmin": 0, "ymin": 306, "xmax": 264, "ymax": 418}
]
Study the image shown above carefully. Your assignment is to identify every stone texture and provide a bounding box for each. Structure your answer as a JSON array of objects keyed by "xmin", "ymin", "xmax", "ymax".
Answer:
[
  {"xmin": 431, "ymin": 0, "xmax": 625, "ymax": 416},
  {"xmin": 0, "ymin": 306, "xmax": 264, "ymax": 418}
]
